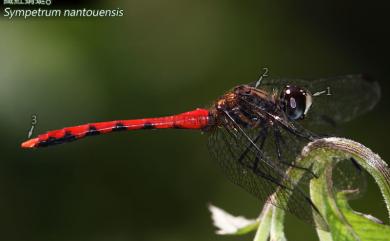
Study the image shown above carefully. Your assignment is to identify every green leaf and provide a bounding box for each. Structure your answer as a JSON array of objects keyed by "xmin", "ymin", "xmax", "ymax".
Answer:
[
  {"xmin": 337, "ymin": 192, "xmax": 390, "ymax": 240},
  {"xmin": 302, "ymin": 137, "xmax": 390, "ymax": 241}
]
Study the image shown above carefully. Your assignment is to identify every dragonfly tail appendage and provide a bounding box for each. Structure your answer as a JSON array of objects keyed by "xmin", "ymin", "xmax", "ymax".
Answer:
[{"xmin": 21, "ymin": 108, "xmax": 211, "ymax": 149}]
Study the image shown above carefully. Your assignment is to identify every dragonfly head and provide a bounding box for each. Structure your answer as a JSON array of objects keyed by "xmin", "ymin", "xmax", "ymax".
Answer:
[{"xmin": 279, "ymin": 85, "xmax": 313, "ymax": 120}]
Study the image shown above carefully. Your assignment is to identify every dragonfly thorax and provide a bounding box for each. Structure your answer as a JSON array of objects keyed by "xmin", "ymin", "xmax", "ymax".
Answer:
[{"xmin": 214, "ymin": 85, "xmax": 278, "ymax": 128}]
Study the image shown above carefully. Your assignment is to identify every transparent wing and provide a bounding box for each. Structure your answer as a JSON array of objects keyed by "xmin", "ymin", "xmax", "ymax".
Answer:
[
  {"xmin": 207, "ymin": 116, "xmax": 327, "ymax": 229},
  {"xmin": 332, "ymin": 158, "xmax": 367, "ymax": 200},
  {"xmin": 255, "ymin": 74, "xmax": 381, "ymax": 127}
]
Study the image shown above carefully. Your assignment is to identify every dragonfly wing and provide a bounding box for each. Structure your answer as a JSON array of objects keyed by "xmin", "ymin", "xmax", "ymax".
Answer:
[
  {"xmin": 332, "ymin": 158, "xmax": 367, "ymax": 200},
  {"xmin": 208, "ymin": 118, "xmax": 327, "ymax": 229}
]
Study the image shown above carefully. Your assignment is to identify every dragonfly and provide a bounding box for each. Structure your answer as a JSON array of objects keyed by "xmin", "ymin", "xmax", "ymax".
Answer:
[{"xmin": 21, "ymin": 74, "xmax": 380, "ymax": 228}]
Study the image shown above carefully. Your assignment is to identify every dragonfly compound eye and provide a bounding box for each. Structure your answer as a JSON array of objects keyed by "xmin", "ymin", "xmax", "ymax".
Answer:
[{"xmin": 280, "ymin": 85, "xmax": 312, "ymax": 120}]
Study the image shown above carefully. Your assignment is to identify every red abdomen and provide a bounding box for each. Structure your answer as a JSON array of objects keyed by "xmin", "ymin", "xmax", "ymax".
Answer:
[{"xmin": 21, "ymin": 108, "xmax": 211, "ymax": 148}]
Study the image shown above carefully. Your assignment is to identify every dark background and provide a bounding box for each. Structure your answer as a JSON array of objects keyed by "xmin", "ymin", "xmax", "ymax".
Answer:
[{"xmin": 1, "ymin": 1, "xmax": 389, "ymax": 240}]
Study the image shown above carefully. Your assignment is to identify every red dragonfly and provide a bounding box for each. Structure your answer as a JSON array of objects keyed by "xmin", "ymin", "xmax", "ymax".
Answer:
[{"xmin": 21, "ymin": 74, "xmax": 380, "ymax": 228}]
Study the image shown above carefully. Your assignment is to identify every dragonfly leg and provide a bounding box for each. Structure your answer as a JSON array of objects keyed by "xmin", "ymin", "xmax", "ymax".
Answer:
[
  {"xmin": 222, "ymin": 110, "xmax": 294, "ymax": 180},
  {"xmin": 238, "ymin": 125, "xmax": 268, "ymax": 169},
  {"xmin": 274, "ymin": 127, "xmax": 318, "ymax": 178},
  {"xmin": 252, "ymin": 128, "xmax": 268, "ymax": 171}
]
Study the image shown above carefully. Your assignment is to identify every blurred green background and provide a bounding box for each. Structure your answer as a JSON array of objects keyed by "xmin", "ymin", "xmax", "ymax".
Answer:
[{"xmin": 1, "ymin": 1, "xmax": 389, "ymax": 240}]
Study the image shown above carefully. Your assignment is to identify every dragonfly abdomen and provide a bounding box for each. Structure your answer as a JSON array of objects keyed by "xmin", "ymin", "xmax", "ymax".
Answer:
[{"xmin": 21, "ymin": 108, "xmax": 211, "ymax": 148}]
